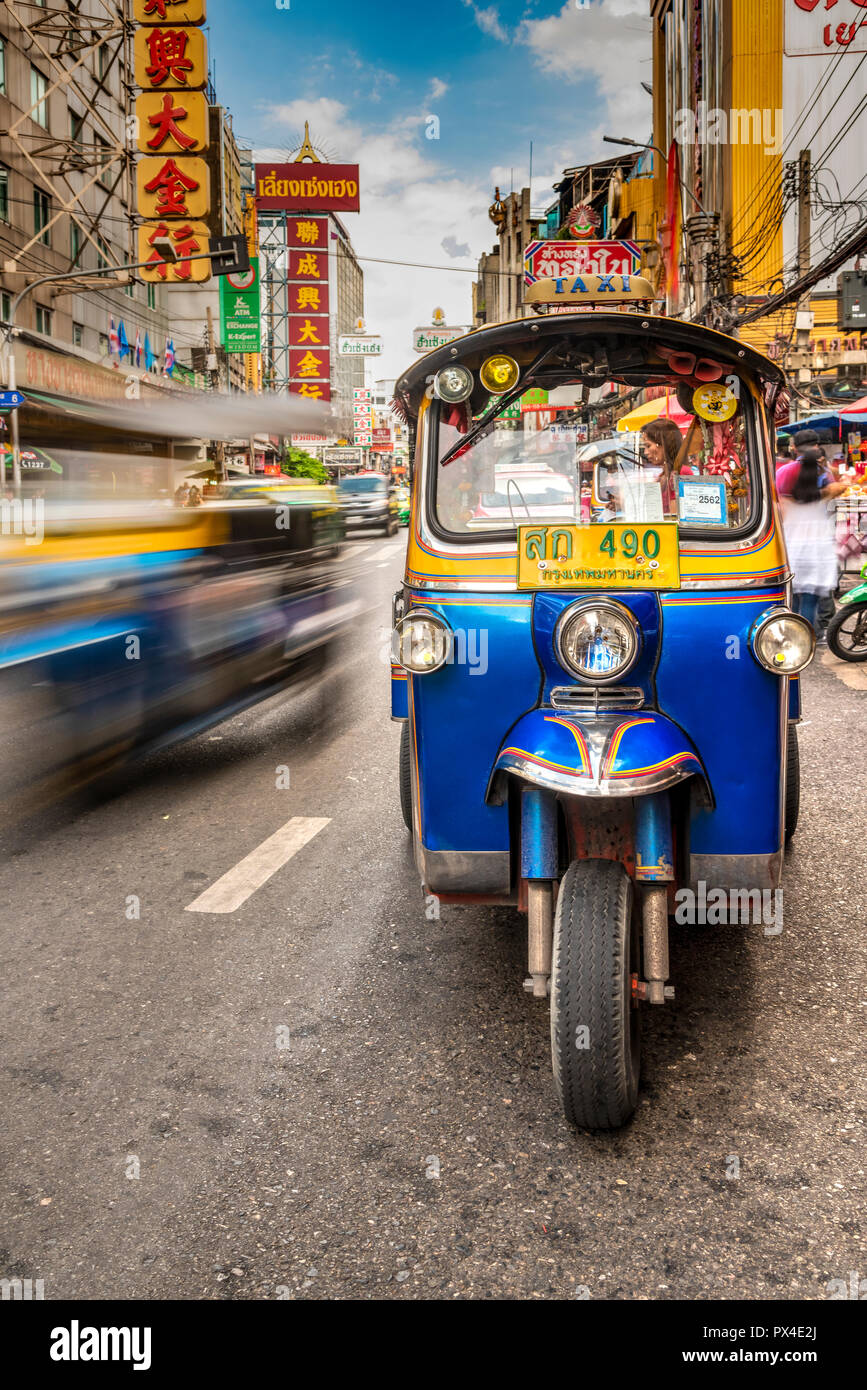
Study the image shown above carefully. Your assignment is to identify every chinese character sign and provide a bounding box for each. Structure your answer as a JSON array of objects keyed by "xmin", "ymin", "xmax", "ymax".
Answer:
[
  {"xmin": 287, "ymin": 215, "xmax": 330, "ymax": 400},
  {"xmin": 135, "ymin": 90, "xmax": 209, "ymax": 153},
  {"xmin": 134, "ymin": 26, "xmax": 207, "ymax": 89},
  {"xmin": 137, "ymin": 155, "xmax": 209, "ymax": 218},
  {"xmin": 138, "ymin": 219, "xmax": 212, "ymax": 282},
  {"xmin": 134, "ymin": 0, "xmax": 206, "ymax": 24}
]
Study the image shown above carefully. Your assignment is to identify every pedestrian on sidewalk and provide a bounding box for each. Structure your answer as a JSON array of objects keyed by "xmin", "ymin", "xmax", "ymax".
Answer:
[{"xmin": 778, "ymin": 430, "xmax": 848, "ymax": 637}]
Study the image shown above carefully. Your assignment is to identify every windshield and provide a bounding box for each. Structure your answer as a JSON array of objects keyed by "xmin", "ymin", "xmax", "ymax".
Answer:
[
  {"xmin": 339, "ymin": 476, "xmax": 387, "ymax": 494},
  {"xmin": 433, "ymin": 372, "xmax": 756, "ymax": 538}
]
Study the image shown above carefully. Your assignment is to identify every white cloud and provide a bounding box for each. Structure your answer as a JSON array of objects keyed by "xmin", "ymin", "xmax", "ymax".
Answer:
[
  {"xmin": 461, "ymin": 1, "xmax": 509, "ymax": 44},
  {"xmin": 428, "ymin": 77, "xmax": 448, "ymax": 102},
  {"xmin": 517, "ymin": 0, "xmax": 652, "ymax": 159}
]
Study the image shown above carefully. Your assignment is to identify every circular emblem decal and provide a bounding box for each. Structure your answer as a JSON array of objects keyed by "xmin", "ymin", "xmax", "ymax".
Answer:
[{"xmin": 692, "ymin": 384, "xmax": 738, "ymax": 422}]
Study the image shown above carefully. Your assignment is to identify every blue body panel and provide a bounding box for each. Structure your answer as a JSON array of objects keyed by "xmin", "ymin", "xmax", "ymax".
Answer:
[
  {"xmin": 656, "ymin": 592, "xmax": 786, "ymax": 856},
  {"xmin": 494, "ymin": 707, "xmax": 704, "ymax": 794},
  {"xmin": 409, "ymin": 594, "xmax": 541, "ymax": 852},
  {"xmin": 533, "ymin": 591, "xmax": 660, "ymax": 702},
  {"xmin": 391, "ymin": 665, "xmax": 409, "ymax": 720},
  {"xmin": 788, "ymin": 674, "xmax": 801, "ymax": 722}
]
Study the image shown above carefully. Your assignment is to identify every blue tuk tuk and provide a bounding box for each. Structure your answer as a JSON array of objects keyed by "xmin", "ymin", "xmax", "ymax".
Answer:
[{"xmin": 390, "ymin": 274, "xmax": 814, "ymax": 1129}]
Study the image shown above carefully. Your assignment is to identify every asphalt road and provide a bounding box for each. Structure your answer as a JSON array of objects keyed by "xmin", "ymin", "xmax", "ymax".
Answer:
[{"xmin": 0, "ymin": 535, "xmax": 864, "ymax": 1301}]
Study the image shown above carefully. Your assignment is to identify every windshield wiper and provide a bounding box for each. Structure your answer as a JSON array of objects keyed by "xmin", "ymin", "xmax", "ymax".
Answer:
[{"xmin": 439, "ymin": 339, "xmax": 568, "ymax": 468}]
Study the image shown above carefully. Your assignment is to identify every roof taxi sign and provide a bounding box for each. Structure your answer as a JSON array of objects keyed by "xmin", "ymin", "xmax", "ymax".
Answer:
[{"xmin": 524, "ymin": 272, "xmax": 656, "ymax": 313}]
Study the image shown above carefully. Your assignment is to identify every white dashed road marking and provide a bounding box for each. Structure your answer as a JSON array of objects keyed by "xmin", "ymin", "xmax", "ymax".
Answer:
[
  {"xmin": 367, "ymin": 541, "xmax": 404, "ymax": 562},
  {"xmin": 185, "ymin": 816, "xmax": 331, "ymax": 914}
]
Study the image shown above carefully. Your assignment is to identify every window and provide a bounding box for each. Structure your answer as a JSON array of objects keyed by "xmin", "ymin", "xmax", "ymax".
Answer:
[
  {"xmin": 98, "ymin": 332, "xmax": 109, "ymax": 356},
  {"xmin": 72, "ymin": 322, "xmax": 84, "ymax": 348},
  {"xmin": 30, "ymin": 67, "xmax": 48, "ymax": 128},
  {"xmin": 96, "ymin": 237, "xmax": 109, "ymax": 270},
  {"xmin": 432, "ymin": 353, "xmax": 757, "ymax": 541},
  {"xmin": 0, "ymin": 166, "xmax": 8, "ymax": 223},
  {"xmin": 147, "ymin": 283, "xmax": 156, "ymax": 309},
  {"xmin": 33, "ymin": 188, "xmax": 50, "ymax": 246},
  {"xmin": 70, "ymin": 111, "xmax": 84, "ymax": 144},
  {"xmin": 0, "ymin": 39, "xmax": 6, "ymax": 97},
  {"xmin": 35, "ymin": 305, "xmax": 52, "ymax": 336},
  {"xmin": 1, "ymin": 291, "xmax": 10, "ymax": 324},
  {"xmin": 96, "ymin": 136, "xmax": 111, "ymax": 188},
  {"xmin": 70, "ymin": 221, "xmax": 82, "ymax": 263},
  {"xmin": 97, "ymin": 44, "xmax": 109, "ymax": 80}
]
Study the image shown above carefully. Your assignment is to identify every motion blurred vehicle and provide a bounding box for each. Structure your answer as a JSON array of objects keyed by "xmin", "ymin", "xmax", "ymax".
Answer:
[
  {"xmin": 0, "ymin": 488, "xmax": 353, "ymax": 811},
  {"xmin": 337, "ymin": 471, "xmax": 399, "ymax": 535},
  {"xmin": 395, "ymin": 485, "xmax": 410, "ymax": 526},
  {"xmin": 390, "ymin": 272, "xmax": 815, "ymax": 1131}
]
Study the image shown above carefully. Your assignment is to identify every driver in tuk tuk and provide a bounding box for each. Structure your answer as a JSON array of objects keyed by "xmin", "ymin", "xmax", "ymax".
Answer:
[{"xmin": 640, "ymin": 418, "xmax": 696, "ymax": 516}]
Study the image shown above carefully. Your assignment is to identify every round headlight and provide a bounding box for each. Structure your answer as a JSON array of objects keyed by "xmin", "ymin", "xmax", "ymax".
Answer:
[
  {"xmin": 480, "ymin": 353, "xmax": 520, "ymax": 394},
  {"xmin": 395, "ymin": 610, "xmax": 452, "ymax": 674},
  {"xmin": 752, "ymin": 610, "xmax": 815, "ymax": 673},
  {"xmin": 556, "ymin": 600, "xmax": 640, "ymax": 683},
  {"xmin": 433, "ymin": 365, "xmax": 473, "ymax": 403}
]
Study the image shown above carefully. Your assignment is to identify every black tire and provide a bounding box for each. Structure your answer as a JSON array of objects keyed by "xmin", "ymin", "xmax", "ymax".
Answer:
[
  {"xmin": 785, "ymin": 724, "xmax": 800, "ymax": 843},
  {"xmin": 826, "ymin": 602, "xmax": 867, "ymax": 662},
  {"xmin": 399, "ymin": 721, "xmax": 413, "ymax": 831},
  {"xmin": 551, "ymin": 858, "xmax": 640, "ymax": 1130}
]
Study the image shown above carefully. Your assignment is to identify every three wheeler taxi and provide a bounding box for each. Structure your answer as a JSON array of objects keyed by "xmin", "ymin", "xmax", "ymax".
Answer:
[{"xmin": 390, "ymin": 274, "xmax": 815, "ymax": 1130}]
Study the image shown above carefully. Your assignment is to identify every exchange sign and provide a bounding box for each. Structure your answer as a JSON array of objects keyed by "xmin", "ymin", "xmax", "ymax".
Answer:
[
  {"xmin": 523, "ymin": 239, "xmax": 641, "ymax": 286},
  {"xmin": 219, "ymin": 256, "xmax": 261, "ymax": 353}
]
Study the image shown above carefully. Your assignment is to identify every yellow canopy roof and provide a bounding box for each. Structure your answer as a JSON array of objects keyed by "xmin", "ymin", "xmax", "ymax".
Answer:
[{"xmin": 616, "ymin": 393, "xmax": 687, "ymax": 432}]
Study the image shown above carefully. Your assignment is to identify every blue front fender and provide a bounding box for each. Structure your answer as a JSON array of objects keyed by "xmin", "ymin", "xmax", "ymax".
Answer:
[{"xmin": 491, "ymin": 709, "xmax": 709, "ymax": 800}]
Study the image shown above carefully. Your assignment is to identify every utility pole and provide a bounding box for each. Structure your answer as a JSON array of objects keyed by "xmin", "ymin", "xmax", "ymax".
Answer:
[
  {"xmin": 206, "ymin": 305, "xmax": 227, "ymax": 482},
  {"xmin": 794, "ymin": 148, "xmax": 813, "ymax": 413}
]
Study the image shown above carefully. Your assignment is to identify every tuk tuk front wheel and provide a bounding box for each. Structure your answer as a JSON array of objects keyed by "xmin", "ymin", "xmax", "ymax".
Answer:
[
  {"xmin": 550, "ymin": 858, "xmax": 640, "ymax": 1131},
  {"xmin": 785, "ymin": 724, "xmax": 800, "ymax": 843},
  {"xmin": 399, "ymin": 722, "xmax": 413, "ymax": 831}
]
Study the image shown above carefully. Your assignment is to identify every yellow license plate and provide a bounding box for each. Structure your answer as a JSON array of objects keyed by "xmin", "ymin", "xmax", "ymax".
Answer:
[{"xmin": 516, "ymin": 523, "xmax": 680, "ymax": 591}]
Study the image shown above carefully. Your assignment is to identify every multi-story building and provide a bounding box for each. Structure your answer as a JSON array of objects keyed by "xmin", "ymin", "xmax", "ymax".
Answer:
[
  {"xmin": 649, "ymin": 0, "xmax": 867, "ymax": 393},
  {"xmin": 0, "ymin": 1, "xmax": 171, "ymax": 358}
]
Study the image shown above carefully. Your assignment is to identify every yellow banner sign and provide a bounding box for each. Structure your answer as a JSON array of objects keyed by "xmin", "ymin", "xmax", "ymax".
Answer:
[
  {"xmin": 136, "ymin": 155, "xmax": 210, "ymax": 219},
  {"xmin": 138, "ymin": 219, "xmax": 211, "ymax": 282},
  {"xmin": 516, "ymin": 522, "xmax": 681, "ymax": 590},
  {"xmin": 134, "ymin": 26, "xmax": 207, "ymax": 91},
  {"xmin": 134, "ymin": 0, "xmax": 206, "ymax": 24},
  {"xmin": 135, "ymin": 89, "xmax": 208, "ymax": 154}
]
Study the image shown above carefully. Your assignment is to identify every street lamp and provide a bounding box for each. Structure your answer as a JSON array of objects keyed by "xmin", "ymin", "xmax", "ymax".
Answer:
[{"xmin": 602, "ymin": 135, "xmax": 711, "ymax": 217}]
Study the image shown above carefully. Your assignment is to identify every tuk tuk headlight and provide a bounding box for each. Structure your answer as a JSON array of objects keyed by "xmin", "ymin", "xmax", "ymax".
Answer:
[
  {"xmin": 751, "ymin": 610, "xmax": 815, "ymax": 673},
  {"xmin": 395, "ymin": 610, "xmax": 452, "ymax": 673},
  {"xmin": 433, "ymin": 365, "xmax": 473, "ymax": 403},
  {"xmin": 480, "ymin": 354, "xmax": 519, "ymax": 394},
  {"xmin": 555, "ymin": 600, "xmax": 640, "ymax": 684}
]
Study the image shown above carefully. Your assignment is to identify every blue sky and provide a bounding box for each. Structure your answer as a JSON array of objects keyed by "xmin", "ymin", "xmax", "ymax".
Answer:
[{"xmin": 207, "ymin": 0, "xmax": 653, "ymax": 379}]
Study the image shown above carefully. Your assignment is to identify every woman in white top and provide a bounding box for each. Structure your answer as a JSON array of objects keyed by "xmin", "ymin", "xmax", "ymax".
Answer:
[{"xmin": 779, "ymin": 440, "xmax": 848, "ymax": 634}]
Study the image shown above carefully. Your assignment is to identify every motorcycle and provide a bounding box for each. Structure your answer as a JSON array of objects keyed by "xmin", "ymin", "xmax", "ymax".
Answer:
[{"xmin": 826, "ymin": 562, "xmax": 867, "ymax": 662}]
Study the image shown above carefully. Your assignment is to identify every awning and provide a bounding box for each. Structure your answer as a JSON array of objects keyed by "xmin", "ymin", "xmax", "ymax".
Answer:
[{"xmin": 616, "ymin": 394, "xmax": 690, "ymax": 432}]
